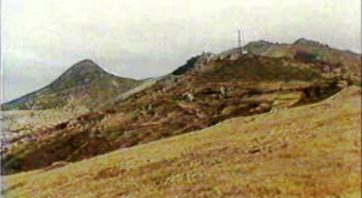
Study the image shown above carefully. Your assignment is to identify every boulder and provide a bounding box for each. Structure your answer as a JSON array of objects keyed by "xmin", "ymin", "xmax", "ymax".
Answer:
[
  {"xmin": 337, "ymin": 80, "xmax": 348, "ymax": 88},
  {"xmin": 177, "ymin": 103, "xmax": 198, "ymax": 114}
]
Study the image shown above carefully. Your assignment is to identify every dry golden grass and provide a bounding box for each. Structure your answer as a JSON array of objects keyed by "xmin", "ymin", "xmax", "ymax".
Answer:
[{"xmin": 3, "ymin": 86, "xmax": 361, "ymax": 198}]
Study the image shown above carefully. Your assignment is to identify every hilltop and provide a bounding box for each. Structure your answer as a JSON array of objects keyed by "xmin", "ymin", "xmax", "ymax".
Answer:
[
  {"xmin": 1, "ymin": 60, "xmax": 142, "ymax": 111},
  {"xmin": 3, "ymin": 85, "xmax": 360, "ymax": 197},
  {"xmin": 242, "ymin": 38, "xmax": 361, "ymax": 78}
]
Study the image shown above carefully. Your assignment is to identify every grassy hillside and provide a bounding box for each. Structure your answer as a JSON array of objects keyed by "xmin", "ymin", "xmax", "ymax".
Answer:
[
  {"xmin": 1, "ymin": 54, "xmax": 343, "ymax": 174},
  {"xmin": 3, "ymin": 86, "xmax": 360, "ymax": 198}
]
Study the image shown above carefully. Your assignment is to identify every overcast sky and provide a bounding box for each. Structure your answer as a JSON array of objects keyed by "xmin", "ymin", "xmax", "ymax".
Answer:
[{"xmin": 1, "ymin": 0, "xmax": 361, "ymax": 103}]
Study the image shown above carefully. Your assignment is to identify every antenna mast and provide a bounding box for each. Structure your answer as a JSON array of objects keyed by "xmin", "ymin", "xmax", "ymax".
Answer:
[
  {"xmin": 241, "ymin": 29, "xmax": 245, "ymax": 47},
  {"xmin": 237, "ymin": 29, "xmax": 248, "ymax": 54},
  {"xmin": 237, "ymin": 29, "xmax": 242, "ymax": 49}
]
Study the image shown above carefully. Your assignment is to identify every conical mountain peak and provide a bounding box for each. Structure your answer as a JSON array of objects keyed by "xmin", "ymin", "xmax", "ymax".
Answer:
[
  {"xmin": 1, "ymin": 58, "xmax": 141, "ymax": 111},
  {"xmin": 69, "ymin": 59, "xmax": 104, "ymax": 72},
  {"xmin": 47, "ymin": 59, "xmax": 111, "ymax": 92}
]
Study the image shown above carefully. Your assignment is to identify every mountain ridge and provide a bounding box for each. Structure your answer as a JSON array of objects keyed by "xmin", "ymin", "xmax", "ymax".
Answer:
[{"xmin": 3, "ymin": 38, "xmax": 360, "ymax": 111}]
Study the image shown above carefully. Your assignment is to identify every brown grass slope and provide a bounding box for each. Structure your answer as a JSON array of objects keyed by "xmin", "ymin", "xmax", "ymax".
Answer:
[
  {"xmin": 1, "ymin": 55, "xmax": 345, "ymax": 175},
  {"xmin": 3, "ymin": 86, "xmax": 361, "ymax": 198}
]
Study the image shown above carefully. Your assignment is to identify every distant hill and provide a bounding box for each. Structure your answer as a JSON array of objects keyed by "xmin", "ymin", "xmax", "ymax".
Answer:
[
  {"xmin": 242, "ymin": 38, "xmax": 361, "ymax": 78},
  {"xmin": 1, "ymin": 60, "xmax": 142, "ymax": 111}
]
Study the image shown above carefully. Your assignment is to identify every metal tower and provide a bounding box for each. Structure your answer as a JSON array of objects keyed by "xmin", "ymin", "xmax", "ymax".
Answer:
[{"xmin": 237, "ymin": 29, "xmax": 248, "ymax": 54}]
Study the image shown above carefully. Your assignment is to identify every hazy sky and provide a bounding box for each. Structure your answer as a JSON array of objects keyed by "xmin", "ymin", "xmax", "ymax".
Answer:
[{"xmin": 1, "ymin": 0, "xmax": 361, "ymax": 103}]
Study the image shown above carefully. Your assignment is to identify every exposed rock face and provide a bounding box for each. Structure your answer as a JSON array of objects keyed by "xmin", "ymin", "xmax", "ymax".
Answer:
[{"xmin": 171, "ymin": 52, "xmax": 214, "ymax": 75}]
